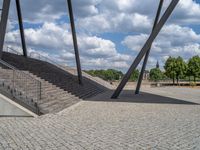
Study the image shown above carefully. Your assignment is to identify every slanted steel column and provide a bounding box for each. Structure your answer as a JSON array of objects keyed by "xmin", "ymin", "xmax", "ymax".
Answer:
[
  {"xmin": 111, "ymin": 0, "xmax": 179, "ymax": 99},
  {"xmin": 67, "ymin": 0, "xmax": 83, "ymax": 85},
  {"xmin": 0, "ymin": 0, "xmax": 11, "ymax": 58},
  {"xmin": 16, "ymin": 0, "xmax": 27, "ymax": 57},
  {"xmin": 135, "ymin": 0, "xmax": 164, "ymax": 94}
]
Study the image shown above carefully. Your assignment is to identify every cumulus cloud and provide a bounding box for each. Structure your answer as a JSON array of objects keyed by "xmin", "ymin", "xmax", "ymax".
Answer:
[
  {"xmin": 77, "ymin": 0, "xmax": 200, "ymax": 33},
  {"xmin": 6, "ymin": 0, "xmax": 200, "ymax": 27},
  {"xmin": 2, "ymin": 0, "xmax": 200, "ymax": 71},
  {"xmin": 122, "ymin": 24, "xmax": 200, "ymax": 68},
  {"xmin": 5, "ymin": 22, "xmax": 131, "ymax": 70},
  {"xmin": 172, "ymin": 0, "xmax": 200, "ymax": 24},
  {"xmin": 6, "ymin": 0, "xmax": 101, "ymax": 23}
]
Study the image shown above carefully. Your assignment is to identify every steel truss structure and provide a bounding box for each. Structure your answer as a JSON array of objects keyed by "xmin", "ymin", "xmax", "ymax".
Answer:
[
  {"xmin": 0, "ymin": 0, "xmax": 83, "ymax": 84},
  {"xmin": 112, "ymin": 0, "xmax": 179, "ymax": 98},
  {"xmin": 0, "ymin": 0, "xmax": 180, "ymax": 95},
  {"xmin": 135, "ymin": 0, "xmax": 164, "ymax": 95}
]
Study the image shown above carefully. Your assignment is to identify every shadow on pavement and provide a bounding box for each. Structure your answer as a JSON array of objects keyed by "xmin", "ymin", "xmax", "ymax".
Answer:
[{"xmin": 86, "ymin": 90, "xmax": 199, "ymax": 105}]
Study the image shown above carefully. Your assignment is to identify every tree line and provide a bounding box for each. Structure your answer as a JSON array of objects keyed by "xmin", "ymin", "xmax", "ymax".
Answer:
[
  {"xmin": 85, "ymin": 69, "xmax": 123, "ymax": 81},
  {"xmin": 85, "ymin": 55, "xmax": 200, "ymax": 84},
  {"xmin": 151, "ymin": 55, "xmax": 200, "ymax": 84},
  {"xmin": 85, "ymin": 69, "xmax": 140, "ymax": 81}
]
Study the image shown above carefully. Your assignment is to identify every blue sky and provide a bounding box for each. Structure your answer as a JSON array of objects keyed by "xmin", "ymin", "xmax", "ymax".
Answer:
[{"xmin": 2, "ymin": 0, "xmax": 200, "ymax": 71}]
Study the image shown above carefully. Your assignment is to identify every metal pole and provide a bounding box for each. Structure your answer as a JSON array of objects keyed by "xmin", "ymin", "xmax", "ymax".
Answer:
[
  {"xmin": 111, "ymin": 0, "xmax": 179, "ymax": 99},
  {"xmin": 67, "ymin": 0, "xmax": 83, "ymax": 85},
  {"xmin": 0, "ymin": 0, "xmax": 11, "ymax": 58},
  {"xmin": 135, "ymin": 0, "xmax": 164, "ymax": 94},
  {"xmin": 16, "ymin": 0, "xmax": 27, "ymax": 57}
]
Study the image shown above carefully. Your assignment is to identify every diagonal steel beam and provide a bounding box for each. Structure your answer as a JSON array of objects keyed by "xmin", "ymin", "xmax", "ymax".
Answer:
[
  {"xmin": 67, "ymin": 0, "xmax": 83, "ymax": 85},
  {"xmin": 16, "ymin": 0, "xmax": 27, "ymax": 57},
  {"xmin": 111, "ymin": 0, "xmax": 179, "ymax": 99},
  {"xmin": 0, "ymin": 0, "xmax": 11, "ymax": 58},
  {"xmin": 135, "ymin": 0, "xmax": 164, "ymax": 94}
]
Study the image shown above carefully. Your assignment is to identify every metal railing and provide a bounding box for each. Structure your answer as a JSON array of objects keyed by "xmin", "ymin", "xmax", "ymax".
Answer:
[
  {"xmin": 0, "ymin": 6, "xmax": 2, "ymax": 20},
  {"xmin": 0, "ymin": 9, "xmax": 2, "ymax": 22},
  {"xmin": 29, "ymin": 51, "xmax": 77, "ymax": 75},
  {"xmin": 4, "ymin": 45, "xmax": 77, "ymax": 75},
  {"xmin": 0, "ymin": 59, "xmax": 41, "ymax": 114},
  {"xmin": 5, "ymin": 46, "xmax": 22, "ymax": 55},
  {"xmin": 29, "ymin": 51, "xmax": 112, "ymax": 89},
  {"xmin": 4, "ymin": 46, "xmax": 77, "ymax": 73},
  {"xmin": 5, "ymin": 46, "xmax": 112, "ymax": 89},
  {"xmin": 30, "ymin": 51, "xmax": 111, "ymax": 88}
]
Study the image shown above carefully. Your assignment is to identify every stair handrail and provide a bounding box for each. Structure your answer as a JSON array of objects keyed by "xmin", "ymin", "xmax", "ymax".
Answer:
[
  {"xmin": 6, "ymin": 46, "xmax": 22, "ymax": 55},
  {"xmin": 5, "ymin": 46, "xmax": 113, "ymax": 89},
  {"xmin": 30, "ymin": 51, "xmax": 114, "ymax": 89},
  {"xmin": 4, "ymin": 46, "xmax": 77, "ymax": 75},
  {"xmin": 29, "ymin": 51, "xmax": 77, "ymax": 75},
  {"xmin": 0, "ymin": 58, "xmax": 40, "ymax": 82},
  {"xmin": 0, "ymin": 59, "xmax": 41, "ymax": 114}
]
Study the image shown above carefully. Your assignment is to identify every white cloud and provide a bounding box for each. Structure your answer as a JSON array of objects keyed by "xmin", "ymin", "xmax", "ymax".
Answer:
[
  {"xmin": 5, "ymin": 22, "xmax": 131, "ymax": 70},
  {"xmin": 172, "ymin": 0, "xmax": 200, "ymax": 24},
  {"xmin": 77, "ymin": 0, "xmax": 200, "ymax": 33},
  {"xmin": 2, "ymin": 0, "xmax": 200, "ymax": 71},
  {"xmin": 122, "ymin": 34, "xmax": 148, "ymax": 52},
  {"xmin": 122, "ymin": 24, "xmax": 200, "ymax": 69},
  {"xmin": 5, "ymin": 0, "xmax": 200, "ymax": 28},
  {"xmin": 78, "ymin": 36, "xmax": 117, "ymax": 58},
  {"xmin": 77, "ymin": 12, "xmax": 151, "ymax": 33}
]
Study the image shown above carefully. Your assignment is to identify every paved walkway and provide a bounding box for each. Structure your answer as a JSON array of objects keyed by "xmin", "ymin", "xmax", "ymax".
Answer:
[
  {"xmin": 142, "ymin": 86, "xmax": 200, "ymax": 104},
  {"xmin": 0, "ymin": 87, "xmax": 200, "ymax": 149}
]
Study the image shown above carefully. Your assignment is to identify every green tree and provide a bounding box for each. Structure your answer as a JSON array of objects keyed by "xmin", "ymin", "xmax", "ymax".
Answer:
[
  {"xmin": 149, "ymin": 68, "xmax": 163, "ymax": 82},
  {"xmin": 188, "ymin": 56, "xmax": 200, "ymax": 82},
  {"xmin": 107, "ymin": 69, "xmax": 123, "ymax": 80},
  {"xmin": 174, "ymin": 56, "xmax": 187, "ymax": 84},
  {"xmin": 164, "ymin": 56, "xmax": 187, "ymax": 84},
  {"xmin": 129, "ymin": 69, "xmax": 139, "ymax": 81},
  {"xmin": 164, "ymin": 57, "xmax": 176, "ymax": 84},
  {"xmin": 85, "ymin": 69, "xmax": 123, "ymax": 81}
]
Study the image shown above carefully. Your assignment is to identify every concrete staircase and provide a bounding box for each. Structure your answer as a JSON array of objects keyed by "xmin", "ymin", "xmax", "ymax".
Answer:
[
  {"xmin": 1, "ymin": 52, "xmax": 108, "ymax": 114},
  {"xmin": 63, "ymin": 66, "xmax": 115, "ymax": 90},
  {"xmin": 0, "ymin": 66, "xmax": 80, "ymax": 114},
  {"xmin": 28, "ymin": 72, "xmax": 81, "ymax": 114},
  {"xmin": 0, "ymin": 62, "xmax": 41, "ymax": 114}
]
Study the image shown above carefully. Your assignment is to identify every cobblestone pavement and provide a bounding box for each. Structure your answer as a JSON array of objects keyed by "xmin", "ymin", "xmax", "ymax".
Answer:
[
  {"xmin": 1, "ymin": 87, "xmax": 200, "ymax": 150},
  {"xmin": 141, "ymin": 87, "xmax": 200, "ymax": 104}
]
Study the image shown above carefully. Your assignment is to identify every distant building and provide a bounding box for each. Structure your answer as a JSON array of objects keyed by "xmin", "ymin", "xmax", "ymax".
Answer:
[
  {"xmin": 156, "ymin": 61, "xmax": 160, "ymax": 69},
  {"xmin": 143, "ymin": 70, "xmax": 150, "ymax": 80}
]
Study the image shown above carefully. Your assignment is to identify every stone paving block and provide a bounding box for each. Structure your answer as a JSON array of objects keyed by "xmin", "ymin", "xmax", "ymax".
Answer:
[{"xmin": 0, "ymin": 87, "xmax": 200, "ymax": 149}]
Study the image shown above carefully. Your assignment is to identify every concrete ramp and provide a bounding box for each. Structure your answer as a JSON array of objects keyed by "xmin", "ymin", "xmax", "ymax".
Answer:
[{"xmin": 0, "ymin": 94, "xmax": 36, "ymax": 117}]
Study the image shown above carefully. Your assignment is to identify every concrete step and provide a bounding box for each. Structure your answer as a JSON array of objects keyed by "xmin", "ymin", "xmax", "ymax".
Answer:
[{"xmin": 2, "ymin": 52, "xmax": 107, "ymax": 114}]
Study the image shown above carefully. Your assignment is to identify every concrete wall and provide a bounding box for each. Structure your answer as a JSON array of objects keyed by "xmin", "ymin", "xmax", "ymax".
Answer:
[{"xmin": 0, "ymin": 94, "xmax": 34, "ymax": 117}]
